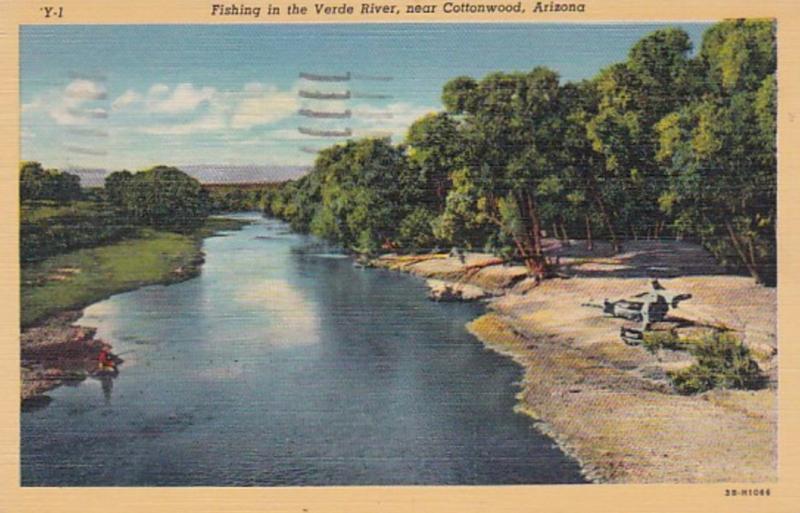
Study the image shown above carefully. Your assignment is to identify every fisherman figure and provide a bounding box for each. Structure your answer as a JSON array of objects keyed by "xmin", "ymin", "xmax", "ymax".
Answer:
[{"xmin": 97, "ymin": 348, "xmax": 116, "ymax": 372}]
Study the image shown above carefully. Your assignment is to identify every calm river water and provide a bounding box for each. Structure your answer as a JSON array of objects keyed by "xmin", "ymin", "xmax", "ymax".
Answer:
[{"xmin": 21, "ymin": 214, "xmax": 585, "ymax": 486}]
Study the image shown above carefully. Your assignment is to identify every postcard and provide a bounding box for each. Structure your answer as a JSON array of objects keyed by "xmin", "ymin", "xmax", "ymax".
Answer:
[{"xmin": 1, "ymin": 0, "xmax": 797, "ymax": 511}]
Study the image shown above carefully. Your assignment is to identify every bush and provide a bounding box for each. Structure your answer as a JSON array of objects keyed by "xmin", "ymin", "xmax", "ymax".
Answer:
[
  {"xmin": 20, "ymin": 201, "xmax": 137, "ymax": 263},
  {"xmin": 642, "ymin": 330, "xmax": 686, "ymax": 352},
  {"xmin": 667, "ymin": 331, "xmax": 764, "ymax": 394}
]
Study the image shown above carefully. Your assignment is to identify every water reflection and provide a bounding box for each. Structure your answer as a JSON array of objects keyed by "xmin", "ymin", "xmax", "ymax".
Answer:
[
  {"xmin": 99, "ymin": 374, "xmax": 114, "ymax": 404},
  {"xmin": 21, "ymin": 215, "xmax": 585, "ymax": 486},
  {"xmin": 235, "ymin": 279, "xmax": 321, "ymax": 346}
]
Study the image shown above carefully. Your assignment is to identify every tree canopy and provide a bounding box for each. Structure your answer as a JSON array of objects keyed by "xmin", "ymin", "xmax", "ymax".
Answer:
[
  {"xmin": 105, "ymin": 166, "xmax": 209, "ymax": 232},
  {"xmin": 264, "ymin": 20, "xmax": 776, "ymax": 285},
  {"xmin": 20, "ymin": 162, "xmax": 82, "ymax": 203}
]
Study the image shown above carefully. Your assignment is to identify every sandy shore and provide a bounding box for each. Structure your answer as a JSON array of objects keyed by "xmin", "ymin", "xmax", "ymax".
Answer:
[{"xmin": 374, "ymin": 240, "xmax": 777, "ymax": 483}]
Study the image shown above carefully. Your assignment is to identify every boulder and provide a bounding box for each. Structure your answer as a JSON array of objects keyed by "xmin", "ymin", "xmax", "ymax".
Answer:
[{"xmin": 426, "ymin": 279, "xmax": 488, "ymax": 302}]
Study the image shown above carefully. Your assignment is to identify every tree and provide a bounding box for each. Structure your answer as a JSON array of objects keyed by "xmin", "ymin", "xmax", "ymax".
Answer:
[
  {"xmin": 439, "ymin": 67, "xmax": 564, "ymax": 279},
  {"xmin": 104, "ymin": 170, "xmax": 133, "ymax": 206},
  {"xmin": 558, "ymin": 81, "xmax": 610, "ymax": 250},
  {"xmin": 263, "ymin": 21, "xmax": 776, "ymax": 286},
  {"xmin": 405, "ymin": 113, "xmax": 464, "ymax": 212},
  {"xmin": 276, "ymin": 139, "xmax": 416, "ymax": 254},
  {"xmin": 118, "ymin": 166, "xmax": 209, "ymax": 232},
  {"xmin": 587, "ymin": 28, "xmax": 696, "ymax": 247},
  {"xmin": 656, "ymin": 20, "xmax": 776, "ymax": 284},
  {"xmin": 699, "ymin": 19, "xmax": 776, "ymax": 96},
  {"xmin": 20, "ymin": 161, "xmax": 82, "ymax": 203}
]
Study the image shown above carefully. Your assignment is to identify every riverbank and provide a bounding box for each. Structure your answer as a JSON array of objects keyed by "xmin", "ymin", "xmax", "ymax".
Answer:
[
  {"xmin": 374, "ymin": 240, "xmax": 777, "ymax": 483},
  {"xmin": 21, "ymin": 216, "xmax": 250, "ymax": 403}
]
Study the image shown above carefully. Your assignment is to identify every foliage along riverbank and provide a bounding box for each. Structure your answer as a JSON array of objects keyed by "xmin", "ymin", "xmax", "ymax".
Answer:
[
  {"xmin": 264, "ymin": 20, "xmax": 776, "ymax": 286},
  {"xmin": 20, "ymin": 216, "xmax": 249, "ymax": 403},
  {"xmin": 373, "ymin": 241, "xmax": 776, "ymax": 483},
  {"xmin": 21, "ymin": 217, "xmax": 247, "ymax": 328}
]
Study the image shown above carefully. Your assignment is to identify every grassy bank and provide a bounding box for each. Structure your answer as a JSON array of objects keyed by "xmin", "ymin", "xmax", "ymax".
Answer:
[
  {"xmin": 21, "ymin": 200, "xmax": 137, "ymax": 263},
  {"xmin": 21, "ymin": 217, "xmax": 248, "ymax": 327}
]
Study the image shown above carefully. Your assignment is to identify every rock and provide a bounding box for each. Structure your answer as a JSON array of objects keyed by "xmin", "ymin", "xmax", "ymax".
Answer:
[{"xmin": 426, "ymin": 279, "xmax": 488, "ymax": 302}]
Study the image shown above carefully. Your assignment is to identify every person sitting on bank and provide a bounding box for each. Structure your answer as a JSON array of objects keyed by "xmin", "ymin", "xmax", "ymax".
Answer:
[{"xmin": 97, "ymin": 348, "xmax": 116, "ymax": 371}]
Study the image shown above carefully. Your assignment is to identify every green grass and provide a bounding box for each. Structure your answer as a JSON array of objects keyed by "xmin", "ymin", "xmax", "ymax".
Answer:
[{"xmin": 20, "ymin": 217, "xmax": 250, "ymax": 327}]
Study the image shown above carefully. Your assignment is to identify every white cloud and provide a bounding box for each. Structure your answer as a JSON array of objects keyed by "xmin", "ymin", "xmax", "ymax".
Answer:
[
  {"xmin": 271, "ymin": 102, "xmax": 438, "ymax": 145},
  {"xmin": 22, "ymin": 97, "xmax": 44, "ymax": 112},
  {"xmin": 147, "ymin": 83, "xmax": 216, "ymax": 114},
  {"xmin": 131, "ymin": 82, "xmax": 297, "ymax": 135},
  {"xmin": 112, "ymin": 89, "xmax": 142, "ymax": 110},
  {"xmin": 64, "ymin": 79, "xmax": 106, "ymax": 100},
  {"xmin": 350, "ymin": 102, "xmax": 438, "ymax": 140},
  {"xmin": 230, "ymin": 84, "xmax": 298, "ymax": 129},
  {"xmin": 148, "ymin": 83, "xmax": 170, "ymax": 96},
  {"xmin": 243, "ymin": 82, "xmax": 266, "ymax": 94},
  {"xmin": 115, "ymin": 83, "xmax": 215, "ymax": 114},
  {"xmin": 23, "ymin": 79, "xmax": 110, "ymax": 126}
]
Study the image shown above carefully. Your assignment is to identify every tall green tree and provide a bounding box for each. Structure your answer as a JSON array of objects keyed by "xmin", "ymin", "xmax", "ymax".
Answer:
[
  {"xmin": 558, "ymin": 81, "xmax": 611, "ymax": 250},
  {"xmin": 263, "ymin": 20, "xmax": 777, "ymax": 286},
  {"xmin": 104, "ymin": 170, "xmax": 133, "ymax": 205},
  {"xmin": 657, "ymin": 20, "xmax": 776, "ymax": 284},
  {"xmin": 439, "ymin": 67, "xmax": 564, "ymax": 278},
  {"xmin": 405, "ymin": 113, "xmax": 464, "ymax": 213},
  {"xmin": 118, "ymin": 166, "xmax": 209, "ymax": 232},
  {"xmin": 288, "ymin": 138, "xmax": 419, "ymax": 254},
  {"xmin": 587, "ymin": 28, "xmax": 696, "ymax": 246}
]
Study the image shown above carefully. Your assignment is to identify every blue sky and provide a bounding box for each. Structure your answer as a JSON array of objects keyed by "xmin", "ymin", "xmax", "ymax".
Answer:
[{"xmin": 21, "ymin": 23, "xmax": 712, "ymax": 174}]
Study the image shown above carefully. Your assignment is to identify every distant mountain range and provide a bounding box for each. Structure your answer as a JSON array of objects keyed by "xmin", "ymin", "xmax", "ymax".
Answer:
[{"xmin": 65, "ymin": 165, "xmax": 310, "ymax": 187}]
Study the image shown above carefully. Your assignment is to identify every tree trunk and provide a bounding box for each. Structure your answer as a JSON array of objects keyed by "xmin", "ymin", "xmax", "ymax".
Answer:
[
  {"xmin": 559, "ymin": 222, "xmax": 570, "ymax": 246},
  {"xmin": 585, "ymin": 214, "xmax": 594, "ymax": 251},
  {"xmin": 595, "ymin": 198, "xmax": 620, "ymax": 253},
  {"xmin": 511, "ymin": 233, "xmax": 547, "ymax": 280},
  {"xmin": 511, "ymin": 191, "xmax": 547, "ymax": 280},
  {"xmin": 584, "ymin": 171, "xmax": 621, "ymax": 253},
  {"xmin": 725, "ymin": 220, "xmax": 763, "ymax": 284},
  {"xmin": 524, "ymin": 254, "xmax": 548, "ymax": 281},
  {"xmin": 525, "ymin": 192, "xmax": 543, "ymax": 257}
]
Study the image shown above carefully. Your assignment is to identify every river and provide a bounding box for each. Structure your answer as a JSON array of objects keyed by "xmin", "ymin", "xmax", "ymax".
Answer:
[{"xmin": 21, "ymin": 214, "xmax": 585, "ymax": 486}]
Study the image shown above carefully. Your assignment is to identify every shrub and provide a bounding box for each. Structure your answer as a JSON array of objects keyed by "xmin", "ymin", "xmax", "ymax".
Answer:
[
  {"xmin": 642, "ymin": 330, "xmax": 686, "ymax": 352},
  {"xmin": 20, "ymin": 201, "xmax": 137, "ymax": 262},
  {"xmin": 667, "ymin": 331, "xmax": 764, "ymax": 394}
]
